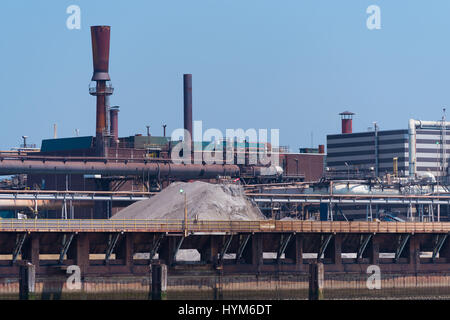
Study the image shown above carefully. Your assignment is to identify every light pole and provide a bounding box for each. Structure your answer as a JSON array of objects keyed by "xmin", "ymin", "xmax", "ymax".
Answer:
[
  {"xmin": 180, "ymin": 188, "xmax": 188, "ymax": 237},
  {"xmin": 344, "ymin": 162, "xmax": 349, "ymax": 181},
  {"xmin": 436, "ymin": 141, "xmax": 440, "ymax": 222}
]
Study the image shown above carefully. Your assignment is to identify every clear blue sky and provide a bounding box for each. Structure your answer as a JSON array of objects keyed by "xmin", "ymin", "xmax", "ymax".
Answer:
[{"xmin": 1, "ymin": 1, "xmax": 450, "ymax": 151}]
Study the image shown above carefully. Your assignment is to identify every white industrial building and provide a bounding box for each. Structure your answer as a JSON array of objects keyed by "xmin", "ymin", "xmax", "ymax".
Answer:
[{"xmin": 327, "ymin": 114, "xmax": 450, "ymax": 180}]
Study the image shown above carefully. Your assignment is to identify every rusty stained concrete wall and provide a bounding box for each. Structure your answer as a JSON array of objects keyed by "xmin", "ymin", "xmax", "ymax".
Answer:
[{"xmin": 0, "ymin": 273, "xmax": 449, "ymax": 299}]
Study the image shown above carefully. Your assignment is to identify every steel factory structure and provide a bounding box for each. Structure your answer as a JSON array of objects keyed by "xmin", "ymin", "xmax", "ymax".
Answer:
[
  {"xmin": 0, "ymin": 25, "xmax": 324, "ymax": 220},
  {"xmin": 0, "ymin": 25, "xmax": 450, "ymax": 299}
]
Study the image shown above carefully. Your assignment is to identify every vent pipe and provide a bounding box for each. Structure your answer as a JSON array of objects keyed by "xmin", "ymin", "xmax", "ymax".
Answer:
[
  {"xmin": 110, "ymin": 106, "xmax": 119, "ymax": 146},
  {"xmin": 183, "ymin": 74, "xmax": 193, "ymax": 143},
  {"xmin": 339, "ymin": 111, "xmax": 354, "ymax": 134},
  {"xmin": 22, "ymin": 136, "xmax": 28, "ymax": 148}
]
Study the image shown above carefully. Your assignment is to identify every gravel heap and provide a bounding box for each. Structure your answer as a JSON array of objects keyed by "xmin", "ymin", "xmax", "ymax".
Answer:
[{"xmin": 112, "ymin": 181, "xmax": 265, "ymax": 220}]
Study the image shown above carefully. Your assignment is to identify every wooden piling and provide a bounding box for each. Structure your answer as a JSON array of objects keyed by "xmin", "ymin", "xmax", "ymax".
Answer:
[
  {"xmin": 150, "ymin": 263, "xmax": 167, "ymax": 300},
  {"xmin": 309, "ymin": 262, "xmax": 324, "ymax": 300},
  {"xmin": 19, "ymin": 262, "xmax": 35, "ymax": 300}
]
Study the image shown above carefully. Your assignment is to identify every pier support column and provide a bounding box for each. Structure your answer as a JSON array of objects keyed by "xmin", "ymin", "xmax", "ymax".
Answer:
[
  {"xmin": 251, "ymin": 234, "xmax": 263, "ymax": 268},
  {"xmin": 309, "ymin": 262, "xmax": 324, "ymax": 300},
  {"xmin": 19, "ymin": 262, "xmax": 35, "ymax": 300},
  {"xmin": 150, "ymin": 263, "xmax": 167, "ymax": 300},
  {"xmin": 441, "ymin": 236, "xmax": 450, "ymax": 262},
  {"xmin": 123, "ymin": 234, "xmax": 134, "ymax": 268},
  {"xmin": 159, "ymin": 238, "xmax": 173, "ymax": 266},
  {"xmin": 75, "ymin": 233, "xmax": 90, "ymax": 275},
  {"xmin": 115, "ymin": 233, "xmax": 134, "ymax": 268},
  {"xmin": 408, "ymin": 235, "xmax": 420, "ymax": 271},
  {"xmin": 330, "ymin": 234, "xmax": 342, "ymax": 265},
  {"xmin": 200, "ymin": 236, "xmax": 219, "ymax": 264},
  {"xmin": 22, "ymin": 234, "xmax": 39, "ymax": 272},
  {"xmin": 159, "ymin": 237, "xmax": 183, "ymax": 266},
  {"xmin": 285, "ymin": 235, "xmax": 303, "ymax": 268},
  {"xmin": 242, "ymin": 234, "xmax": 263, "ymax": 268},
  {"xmin": 369, "ymin": 235, "xmax": 379, "ymax": 265}
]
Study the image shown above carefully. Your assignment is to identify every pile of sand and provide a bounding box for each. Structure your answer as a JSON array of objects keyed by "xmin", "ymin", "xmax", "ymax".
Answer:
[{"xmin": 112, "ymin": 181, "xmax": 265, "ymax": 221}]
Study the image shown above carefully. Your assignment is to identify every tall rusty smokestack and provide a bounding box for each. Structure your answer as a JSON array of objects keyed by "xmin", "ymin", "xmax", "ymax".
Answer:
[
  {"xmin": 183, "ymin": 74, "xmax": 193, "ymax": 142},
  {"xmin": 110, "ymin": 106, "xmax": 119, "ymax": 146},
  {"xmin": 89, "ymin": 26, "xmax": 114, "ymax": 142},
  {"xmin": 91, "ymin": 26, "xmax": 111, "ymax": 82}
]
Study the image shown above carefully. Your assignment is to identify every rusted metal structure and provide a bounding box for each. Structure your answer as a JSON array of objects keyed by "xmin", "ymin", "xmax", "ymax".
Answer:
[
  {"xmin": 279, "ymin": 153, "xmax": 324, "ymax": 181},
  {"xmin": 0, "ymin": 24, "xmax": 325, "ymax": 219},
  {"xmin": 0, "ymin": 220, "xmax": 449, "ymax": 277},
  {"xmin": 89, "ymin": 26, "xmax": 114, "ymax": 154},
  {"xmin": 0, "ymin": 158, "xmax": 240, "ymax": 179},
  {"xmin": 2, "ymin": 188, "xmax": 450, "ymax": 221}
]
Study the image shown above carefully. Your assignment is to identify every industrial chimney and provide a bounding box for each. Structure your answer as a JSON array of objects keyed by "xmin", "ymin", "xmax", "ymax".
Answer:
[
  {"xmin": 89, "ymin": 25, "xmax": 114, "ymax": 152},
  {"xmin": 110, "ymin": 106, "xmax": 119, "ymax": 146},
  {"xmin": 183, "ymin": 74, "xmax": 193, "ymax": 143},
  {"xmin": 318, "ymin": 144, "xmax": 325, "ymax": 154},
  {"xmin": 339, "ymin": 111, "xmax": 355, "ymax": 134}
]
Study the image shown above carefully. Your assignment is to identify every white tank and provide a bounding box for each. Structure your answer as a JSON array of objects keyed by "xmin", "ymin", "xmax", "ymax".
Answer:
[
  {"xmin": 417, "ymin": 172, "xmax": 436, "ymax": 183},
  {"xmin": 257, "ymin": 165, "xmax": 284, "ymax": 176}
]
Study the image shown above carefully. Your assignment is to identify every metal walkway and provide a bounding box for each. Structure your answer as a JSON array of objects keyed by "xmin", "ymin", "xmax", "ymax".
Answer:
[
  {"xmin": 0, "ymin": 190, "xmax": 154, "ymax": 202},
  {"xmin": 0, "ymin": 219, "xmax": 449, "ymax": 234},
  {"xmin": 248, "ymin": 192, "xmax": 450, "ymax": 205},
  {"xmin": 3, "ymin": 189, "xmax": 450, "ymax": 205}
]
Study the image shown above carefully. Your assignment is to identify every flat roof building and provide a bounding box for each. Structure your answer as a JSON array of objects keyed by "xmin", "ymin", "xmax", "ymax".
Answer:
[{"xmin": 327, "ymin": 113, "xmax": 450, "ymax": 179}]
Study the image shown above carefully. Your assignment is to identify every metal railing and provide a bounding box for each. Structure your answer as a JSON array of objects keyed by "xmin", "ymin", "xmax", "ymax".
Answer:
[
  {"xmin": 247, "ymin": 192, "xmax": 450, "ymax": 205},
  {"xmin": 0, "ymin": 190, "xmax": 155, "ymax": 202},
  {"xmin": 0, "ymin": 219, "xmax": 449, "ymax": 234},
  {"xmin": 89, "ymin": 85, "xmax": 114, "ymax": 96},
  {"xmin": 6, "ymin": 189, "xmax": 450, "ymax": 204}
]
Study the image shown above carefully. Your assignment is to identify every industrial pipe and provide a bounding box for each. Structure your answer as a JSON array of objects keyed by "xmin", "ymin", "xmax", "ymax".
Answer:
[
  {"xmin": 183, "ymin": 74, "xmax": 193, "ymax": 142},
  {"xmin": 110, "ymin": 106, "xmax": 119, "ymax": 145},
  {"xmin": 0, "ymin": 200, "xmax": 93, "ymax": 210},
  {"xmin": 0, "ymin": 159, "xmax": 240, "ymax": 179},
  {"xmin": 408, "ymin": 119, "xmax": 416, "ymax": 177},
  {"xmin": 95, "ymin": 81, "xmax": 107, "ymax": 136}
]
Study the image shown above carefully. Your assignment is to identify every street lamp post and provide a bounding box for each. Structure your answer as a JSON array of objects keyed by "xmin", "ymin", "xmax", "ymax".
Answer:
[
  {"xmin": 180, "ymin": 189, "xmax": 188, "ymax": 237},
  {"xmin": 344, "ymin": 162, "xmax": 349, "ymax": 181},
  {"xmin": 436, "ymin": 141, "xmax": 440, "ymax": 222}
]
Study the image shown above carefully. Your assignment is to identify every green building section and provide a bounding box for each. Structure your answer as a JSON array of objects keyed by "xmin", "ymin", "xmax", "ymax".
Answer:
[{"xmin": 41, "ymin": 136, "xmax": 94, "ymax": 152}]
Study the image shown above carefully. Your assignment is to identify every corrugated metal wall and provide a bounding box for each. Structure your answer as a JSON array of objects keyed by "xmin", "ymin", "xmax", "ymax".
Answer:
[{"xmin": 326, "ymin": 130, "xmax": 409, "ymax": 175}]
